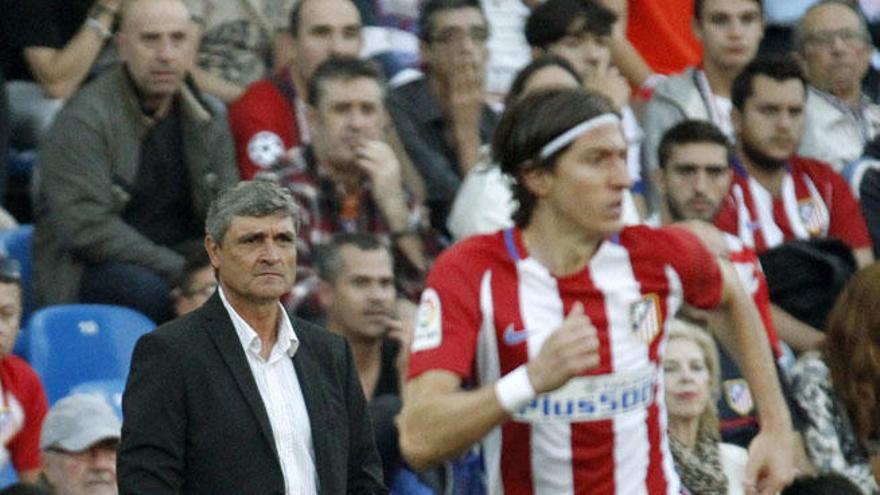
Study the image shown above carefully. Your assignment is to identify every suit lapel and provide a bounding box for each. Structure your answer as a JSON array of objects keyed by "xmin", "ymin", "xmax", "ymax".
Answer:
[
  {"xmin": 200, "ymin": 294, "xmax": 280, "ymax": 458},
  {"xmin": 292, "ymin": 331, "xmax": 334, "ymax": 491}
]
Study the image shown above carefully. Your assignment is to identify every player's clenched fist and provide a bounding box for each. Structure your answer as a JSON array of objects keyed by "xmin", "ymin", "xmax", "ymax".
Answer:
[{"xmin": 527, "ymin": 302, "xmax": 601, "ymax": 394}]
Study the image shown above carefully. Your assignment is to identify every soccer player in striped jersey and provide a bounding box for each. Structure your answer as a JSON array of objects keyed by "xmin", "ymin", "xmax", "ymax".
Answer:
[{"xmin": 399, "ymin": 88, "xmax": 796, "ymax": 494}]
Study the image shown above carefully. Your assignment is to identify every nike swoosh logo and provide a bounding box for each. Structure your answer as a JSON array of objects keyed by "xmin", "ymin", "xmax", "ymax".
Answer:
[{"xmin": 503, "ymin": 324, "xmax": 529, "ymax": 346}]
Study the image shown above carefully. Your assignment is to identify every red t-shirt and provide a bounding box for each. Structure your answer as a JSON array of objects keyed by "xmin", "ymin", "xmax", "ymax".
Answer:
[
  {"xmin": 228, "ymin": 73, "xmax": 303, "ymax": 180},
  {"xmin": 0, "ymin": 356, "xmax": 48, "ymax": 473}
]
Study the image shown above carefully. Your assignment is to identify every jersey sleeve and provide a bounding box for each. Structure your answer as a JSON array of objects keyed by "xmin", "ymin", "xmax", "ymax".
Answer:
[
  {"xmin": 5, "ymin": 358, "xmax": 48, "ymax": 473},
  {"xmin": 660, "ymin": 226, "xmax": 724, "ymax": 310},
  {"xmin": 227, "ymin": 80, "xmax": 298, "ymax": 180},
  {"xmin": 407, "ymin": 245, "xmax": 484, "ymax": 380}
]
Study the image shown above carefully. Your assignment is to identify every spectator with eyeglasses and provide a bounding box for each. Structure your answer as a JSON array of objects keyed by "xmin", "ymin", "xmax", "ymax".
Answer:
[
  {"xmin": 796, "ymin": 0, "xmax": 880, "ymax": 172},
  {"xmin": 386, "ymin": 0, "xmax": 498, "ymax": 237},
  {"xmin": 0, "ymin": 255, "xmax": 48, "ymax": 485}
]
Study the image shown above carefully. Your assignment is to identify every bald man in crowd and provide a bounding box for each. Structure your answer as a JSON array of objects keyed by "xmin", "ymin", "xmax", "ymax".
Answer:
[{"xmin": 33, "ymin": 0, "xmax": 238, "ymax": 323}]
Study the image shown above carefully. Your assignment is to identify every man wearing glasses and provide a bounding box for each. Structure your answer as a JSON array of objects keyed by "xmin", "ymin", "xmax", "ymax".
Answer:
[
  {"xmin": 387, "ymin": 0, "xmax": 497, "ymax": 235},
  {"xmin": 796, "ymin": 0, "xmax": 880, "ymax": 171}
]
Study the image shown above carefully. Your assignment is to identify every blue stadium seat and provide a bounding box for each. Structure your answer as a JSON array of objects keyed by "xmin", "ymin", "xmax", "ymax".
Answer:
[
  {"xmin": 26, "ymin": 304, "xmax": 155, "ymax": 404},
  {"xmin": 71, "ymin": 379, "xmax": 126, "ymax": 420}
]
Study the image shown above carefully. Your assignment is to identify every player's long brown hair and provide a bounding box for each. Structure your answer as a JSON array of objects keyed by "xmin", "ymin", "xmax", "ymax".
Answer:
[
  {"xmin": 492, "ymin": 88, "xmax": 617, "ymax": 228},
  {"xmin": 824, "ymin": 262, "xmax": 880, "ymax": 447}
]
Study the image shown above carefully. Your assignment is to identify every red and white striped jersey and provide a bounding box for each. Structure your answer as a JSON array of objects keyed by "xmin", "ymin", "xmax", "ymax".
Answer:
[
  {"xmin": 409, "ymin": 226, "xmax": 723, "ymax": 495},
  {"xmin": 714, "ymin": 156, "xmax": 871, "ymax": 254}
]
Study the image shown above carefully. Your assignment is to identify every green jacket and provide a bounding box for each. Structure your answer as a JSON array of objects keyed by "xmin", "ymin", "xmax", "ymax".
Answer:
[{"xmin": 33, "ymin": 65, "xmax": 238, "ymax": 308}]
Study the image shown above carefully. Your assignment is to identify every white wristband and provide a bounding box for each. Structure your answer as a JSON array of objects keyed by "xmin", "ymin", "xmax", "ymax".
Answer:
[{"xmin": 495, "ymin": 365, "xmax": 537, "ymax": 414}]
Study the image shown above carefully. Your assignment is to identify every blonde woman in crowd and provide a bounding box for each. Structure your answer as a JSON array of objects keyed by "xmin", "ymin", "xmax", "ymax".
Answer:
[{"xmin": 664, "ymin": 319, "xmax": 749, "ymax": 495}]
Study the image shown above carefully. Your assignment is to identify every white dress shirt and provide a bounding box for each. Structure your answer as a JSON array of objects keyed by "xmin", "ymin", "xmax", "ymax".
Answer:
[{"xmin": 219, "ymin": 287, "xmax": 318, "ymax": 495}]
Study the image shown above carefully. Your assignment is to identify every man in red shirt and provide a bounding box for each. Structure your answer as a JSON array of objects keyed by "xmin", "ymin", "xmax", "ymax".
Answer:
[{"xmin": 227, "ymin": 0, "xmax": 363, "ymax": 179}]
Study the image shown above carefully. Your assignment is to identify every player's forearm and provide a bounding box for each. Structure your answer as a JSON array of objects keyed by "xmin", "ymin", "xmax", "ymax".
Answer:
[{"xmin": 399, "ymin": 372, "xmax": 509, "ymax": 470}]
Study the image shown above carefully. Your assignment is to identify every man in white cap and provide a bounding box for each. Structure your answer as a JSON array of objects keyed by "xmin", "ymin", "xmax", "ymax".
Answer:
[{"xmin": 39, "ymin": 394, "xmax": 120, "ymax": 495}]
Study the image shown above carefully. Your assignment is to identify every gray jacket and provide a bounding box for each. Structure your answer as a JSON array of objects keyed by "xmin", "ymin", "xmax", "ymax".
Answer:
[
  {"xmin": 640, "ymin": 68, "xmax": 710, "ymax": 173},
  {"xmin": 33, "ymin": 65, "xmax": 238, "ymax": 307}
]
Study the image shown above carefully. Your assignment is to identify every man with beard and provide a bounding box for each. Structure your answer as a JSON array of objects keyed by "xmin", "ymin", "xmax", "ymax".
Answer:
[
  {"xmin": 714, "ymin": 56, "xmax": 874, "ymax": 268},
  {"xmin": 795, "ymin": 0, "xmax": 880, "ymax": 172},
  {"xmin": 40, "ymin": 394, "xmax": 120, "ymax": 495}
]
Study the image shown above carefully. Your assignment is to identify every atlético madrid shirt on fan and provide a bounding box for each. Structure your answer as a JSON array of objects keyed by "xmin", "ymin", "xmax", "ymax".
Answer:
[{"xmin": 408, "ymin": 226, "xmax": 724, "ymax": 495}]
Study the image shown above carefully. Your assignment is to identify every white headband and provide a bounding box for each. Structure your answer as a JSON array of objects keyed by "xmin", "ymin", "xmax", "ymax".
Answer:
[{"xmin": 538, "ymin": 113, "xmax": 621, "ymax": 159}]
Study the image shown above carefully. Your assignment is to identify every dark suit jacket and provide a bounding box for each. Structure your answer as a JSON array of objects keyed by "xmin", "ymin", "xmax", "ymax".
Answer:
[{"xmin": 117, "ymin": 293, "xmax": 387, "ymax": 495}]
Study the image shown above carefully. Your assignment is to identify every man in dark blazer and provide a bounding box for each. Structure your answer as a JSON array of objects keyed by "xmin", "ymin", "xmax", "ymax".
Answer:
[{"xmin": 117, "ymin": 180, "xmax": 387, "ymax": 495}]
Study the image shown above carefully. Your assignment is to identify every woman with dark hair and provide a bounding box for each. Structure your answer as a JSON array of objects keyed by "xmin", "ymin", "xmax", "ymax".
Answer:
[{"xmin": 790, "ymin": 262, "xmax": 880, "ymax": 494}]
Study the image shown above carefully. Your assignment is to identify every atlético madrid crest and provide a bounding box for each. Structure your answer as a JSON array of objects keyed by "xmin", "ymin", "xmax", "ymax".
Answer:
[
  {"xmin": 724, "ymin": 379, "xmax": 754, "ymax": 416},
  {"xmin": 629, "ymin": 294, "xmax": 661, "ymax": 344}
]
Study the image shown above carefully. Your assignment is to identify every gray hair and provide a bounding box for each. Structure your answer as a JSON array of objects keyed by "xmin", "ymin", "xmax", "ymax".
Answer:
[
  {"xmin": 794, "ymin": 0, "xmax": 870, "ymax": 52},
  {"xmin": 205, "ymin": 180, "xmax": 301, "ymax": 245}
]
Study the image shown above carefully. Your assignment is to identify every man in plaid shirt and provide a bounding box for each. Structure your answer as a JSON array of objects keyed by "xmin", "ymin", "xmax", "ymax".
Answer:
[{"xmin": 258, "ymin": 57, "xmax": 438, "ymax": 319}]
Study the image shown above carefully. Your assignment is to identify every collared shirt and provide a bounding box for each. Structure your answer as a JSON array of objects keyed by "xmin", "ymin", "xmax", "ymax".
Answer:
[
  {"xmin": 218, "ymin": 286, "xmax": 317, "ymax": 495},
  {"xmin": 800, "ymin": 86, "xmax": 880, "ymax": 172}
]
